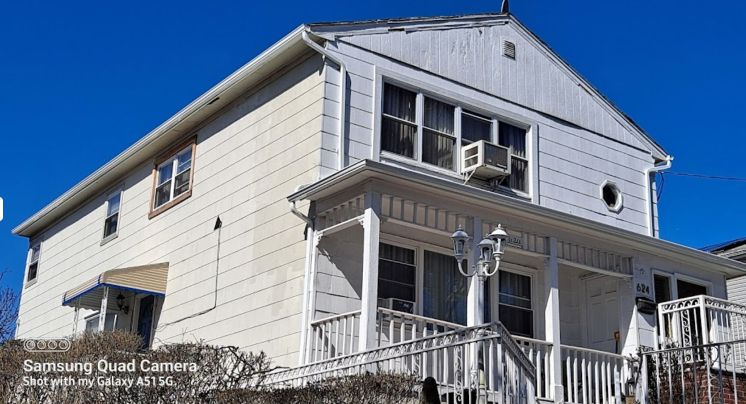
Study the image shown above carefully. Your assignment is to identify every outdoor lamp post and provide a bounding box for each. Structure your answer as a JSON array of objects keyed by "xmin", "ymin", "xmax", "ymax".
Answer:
[{"xmin": 451, "ymin": 224, "xmax": 508, "ymax": 326}]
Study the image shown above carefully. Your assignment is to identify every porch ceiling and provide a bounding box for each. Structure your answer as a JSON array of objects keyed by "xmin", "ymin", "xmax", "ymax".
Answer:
[{"xmin": 289, "ymin": 160, "xmax": 746, "ymax": 277}]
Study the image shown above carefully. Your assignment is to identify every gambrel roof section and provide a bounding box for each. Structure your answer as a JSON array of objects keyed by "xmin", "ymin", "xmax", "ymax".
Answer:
[{"xmin": 309, "ymin": 13, "xmax": 668, "ymax": 160}]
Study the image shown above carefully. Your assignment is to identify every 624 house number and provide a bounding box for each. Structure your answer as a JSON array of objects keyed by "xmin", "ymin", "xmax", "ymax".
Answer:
[
  {"xmin": 136, "ymin": 376, "xmax": 174, "ymax": 387},
  {"xmin": 636, "ymin": 283, "xmax": 650, "ymax": 295}
]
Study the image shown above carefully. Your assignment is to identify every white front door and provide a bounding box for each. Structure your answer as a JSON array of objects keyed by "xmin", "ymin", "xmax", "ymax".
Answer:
[{"xmin": 586, "ymin": 276, "xmax": 619, "ymax": 353}]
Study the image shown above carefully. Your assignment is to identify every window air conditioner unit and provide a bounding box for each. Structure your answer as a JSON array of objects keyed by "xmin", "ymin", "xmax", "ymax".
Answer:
[
  {"xmin": 377, "ymin": 298, "xmax": 415, "ymax": 314},
  {"xmin": 461, "ymin": 140, "xmax": 511, "ymax": 180}
]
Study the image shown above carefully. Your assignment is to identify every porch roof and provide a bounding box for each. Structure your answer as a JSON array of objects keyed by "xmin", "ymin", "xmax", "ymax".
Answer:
[
  {"xmin": 62, "ymin": 262, "xmax": 169, "ymax": 308},
  {"xmin": 288, "ymin": 160, "xmax": 746, "ymax": 277}
]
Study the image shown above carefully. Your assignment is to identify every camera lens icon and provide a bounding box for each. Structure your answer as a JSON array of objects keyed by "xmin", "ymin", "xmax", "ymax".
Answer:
[{"xmin": 23, "ymin": 338, "xmax": 72, "ymax": 353}]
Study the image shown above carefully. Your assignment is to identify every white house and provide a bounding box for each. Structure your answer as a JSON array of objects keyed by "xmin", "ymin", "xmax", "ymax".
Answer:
[{"xmin": 14, "ymin": 12, "xmax": 746, "ymax": 403}]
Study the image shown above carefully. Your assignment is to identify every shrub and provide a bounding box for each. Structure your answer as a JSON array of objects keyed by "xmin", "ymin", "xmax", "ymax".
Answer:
[{"xmin": 0, "ymin": 332, "xmax": 418, "ymax": 403}]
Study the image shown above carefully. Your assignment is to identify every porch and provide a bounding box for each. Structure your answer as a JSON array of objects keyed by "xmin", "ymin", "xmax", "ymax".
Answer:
[
  {"xmin": 295, "ymin": 184, "xmax": 638, "ymax": 403},
  {"xmin": 61, "ymin": 262, "xmax": 168, "ymax": 348}
]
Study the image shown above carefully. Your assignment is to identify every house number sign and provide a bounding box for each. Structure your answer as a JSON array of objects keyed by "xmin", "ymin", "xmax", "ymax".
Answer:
[
  {"xmin": 633, "ymin": 267, "xmax": 653, "ymax": 299},
  {"xmin": 507, "ymin": 234, "xmax": 523, "ymax": 249}
]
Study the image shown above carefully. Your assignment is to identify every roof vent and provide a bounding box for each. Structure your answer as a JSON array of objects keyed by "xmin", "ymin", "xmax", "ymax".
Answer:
[{"xmin": 503, "ymin": 40, "xmax": 516, "ymax": 60}]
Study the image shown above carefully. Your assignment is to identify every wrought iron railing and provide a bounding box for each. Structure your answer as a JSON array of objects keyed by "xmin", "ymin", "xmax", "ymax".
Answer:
[
  {"xmin": 639, "ymin": 338, "xmax": 746, "ymax": 403},
  {"xmin": 267, "ymin": 322, "xmax": 536, "ymax": 404}
]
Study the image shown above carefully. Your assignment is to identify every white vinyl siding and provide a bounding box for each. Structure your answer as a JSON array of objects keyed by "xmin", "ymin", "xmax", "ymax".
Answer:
[{"xmin": 14, "ymin": 55, "xmax": 326, "ymax": 367}]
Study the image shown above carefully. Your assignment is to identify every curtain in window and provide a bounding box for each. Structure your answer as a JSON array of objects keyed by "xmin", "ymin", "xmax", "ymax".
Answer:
[
  {"xmin": 382, "ymin": 84, "xmax": 417, "ymax": 158},
  {"xmin": 499, "ymin": 122, "xmax": 528, "ymax": 192},
  {"xmin": 422, "ymin": 97, "xmax": 455, "ymax": 169},
  {"xmin": 499, "ymin": 122, "xmax": 526, "ymax": 157},
  {"xmin": 423, "ymin": 250, "xmax": 467, "ymax": 325}
]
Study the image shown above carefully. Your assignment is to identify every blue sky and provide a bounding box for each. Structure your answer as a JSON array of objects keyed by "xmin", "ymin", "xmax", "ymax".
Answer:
[{"xmin": 1, "ymin": 0, "xmax": 744, "ymax": 298}]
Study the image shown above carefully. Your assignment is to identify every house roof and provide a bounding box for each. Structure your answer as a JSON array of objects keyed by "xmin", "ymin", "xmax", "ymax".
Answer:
[
  {"xmin": 14, "ymin": 12, "xmax": 669, "ymax": 237},
  {"xmin": 288, "ymin": 160, "xmax": 746, "ymax": 278},
  {"xmin": 308, "ymin": 13, "xmax": 669, "ymax": 160}
]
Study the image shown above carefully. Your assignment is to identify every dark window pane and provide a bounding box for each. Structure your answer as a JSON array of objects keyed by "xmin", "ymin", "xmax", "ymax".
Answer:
[
  {"xmin": 499, "ymin": 271, "xmax": 531, "ymax": 300},
  {"xmin": 381, "ymin": 117, "xmax": 417, "ymax": 158},
  {"xmin": 155, "ymin": 181, "xmax": 172, "ymax": 208},
  {"xmin": 380, "ymin": 243, "xmax": 415, "ymax": 264},
  {"xmin": 462, "ymin": 112, "xmax": 492, "ymax": 144},
  {"xmin": 498, "ymin": 122, "xmax": 526, "ymax": 157},
  {"xmin": 677, "ymin": 280, "xmax": 707, "ymax": 299},
  {"xmin": 378, "ymin": 279, "xmax": 416, "ymax": 301},
  {"xmin": 174, "ymin": 168, "xmax": 191, "ymax": 197},
  {"xmin": 103, "ymin": 215, "xmax": 119, "ymax": 238},
  {"xmin": 423, "ymin": 250, "xmax": 467, "ymax": 325},
  {"xmin": 383, "ymin": 84, "xmax": 416, "ymax": 122},
  {"xmin": 27, "ymin": 263, "xmax": 38, "ymax": 282},
  {"xmin": 422, "ymin": 129, "xmax": 455, "ymax": 170},
  {"xmin": 508, "ymin": 157, "xmax": 528, "ymax": 192},
  {"xmin": 378, "ymin": 243, "xmax": 416, "ymax": 304},
  {"xmin": 499, "ymin": 305, "xmax": 533, "ymax": 337},
  {"xmin": 654, "ymin": 275, "xmax": 671, "ymax": 303},
  {"xmin": 424, "ymin": 98, "xmax": 454, "ymax": 135}
]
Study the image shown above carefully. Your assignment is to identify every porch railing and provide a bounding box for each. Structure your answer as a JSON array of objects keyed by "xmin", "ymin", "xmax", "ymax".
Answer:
[
  {"xmin": 307, "ymin": 308, "xmax": 461, "ymax": 363},
  {"xmin": 307, "ymin": 310, "xmax": 361, "ymax": 363},
  {"xmin": 514, "ymin": 336, "xmax": 627, "ymax": 403},
  {"xmin": 377, "ymin": 307, "xmax": 462, "ymax": 346},
  {"xmin": 266, "ymin": 322, "xmax": 536, "ymax": 404},
  {"xmin": 658, "ymin": 295, "xmax": 746, "ymax": 352}
]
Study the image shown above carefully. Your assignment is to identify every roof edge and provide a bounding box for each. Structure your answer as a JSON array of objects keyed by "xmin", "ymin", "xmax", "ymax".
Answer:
[{"xmin": 13, "ymin": 25, "xmax": 308, "ymax": 237}]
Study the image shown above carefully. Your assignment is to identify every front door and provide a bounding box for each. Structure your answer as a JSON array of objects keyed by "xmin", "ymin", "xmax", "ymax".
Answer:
[
  {"xmin": 586, "ymin": 277, "xmax": 619, "ymax": 353},
  {"xmin": 137, "ymin": 295, "xmax": 155, "ymax": 349}
]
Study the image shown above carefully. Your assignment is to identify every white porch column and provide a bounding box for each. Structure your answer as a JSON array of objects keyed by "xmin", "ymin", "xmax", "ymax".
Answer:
[
  {"xmin": 359, "ymin": 191, "xmax": 381, "ymax": 351},
  {"xmin": 99, "ymin": 286, "xmax": 109, "ymax": 332},
  {"xmin": 467, "ymin": 217, "xmax": 483, "ymax": 327},
  {"xmin": 545, "ymin": 237, "xmax": 564, "ymax": 403},
  {"xmin": 298, "ymin": 227, "xmax": 320, "ymax": 365}
]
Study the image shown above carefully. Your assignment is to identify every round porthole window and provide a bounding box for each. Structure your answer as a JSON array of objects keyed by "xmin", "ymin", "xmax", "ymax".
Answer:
[{"xmin": 600, "ymin": 180, "xmax": 623, "ymax": 212}]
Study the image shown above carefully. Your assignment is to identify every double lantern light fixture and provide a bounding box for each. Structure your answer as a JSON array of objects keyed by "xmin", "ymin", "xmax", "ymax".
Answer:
[
  {"xmin": 451, "ymin": 224, "xmax": 508, "ymax": 277},
  {"xmin": 450, "ymin": 224, "xmax": 509, "ymax": 326}
]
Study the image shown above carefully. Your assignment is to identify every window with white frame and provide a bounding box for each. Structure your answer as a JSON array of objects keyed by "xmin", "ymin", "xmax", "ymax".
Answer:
[
  {"xmin": 151, "ymin": 141, "xmax": 195, "ymax": 215},
  {"xmin": 378, "ymin": 243, "xmax": 416, "ymax": 303},
  {"xmin": 102, "ymin": 191, "xmax": 122, "ymax": 239},
  {"xmin": 26, "ymin": 244, "xmax": 40, "ymax": 284},
  {"xmin": 498, "ymin": 270, "xmax": 533, "ymax": 337},
  {"xmin": 85, "ymin": 313, "xmax": 117, "ymax": 332},
  {"xmin": 381, "ymin": 83, "xmax": 529, "ymax": 192}
]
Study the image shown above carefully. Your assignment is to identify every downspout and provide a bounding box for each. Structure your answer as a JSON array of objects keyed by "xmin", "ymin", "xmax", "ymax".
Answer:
[
  {"xmin": 645, "ymin": 155, "xmax": 673, "ymax": 237},
  {"xmin": 290, "ymin": 185, "xmax": 315, "ymax": 364},
  {"xmin": 302, "ymin": 29, "xmax": 346, "ymax": 170}
]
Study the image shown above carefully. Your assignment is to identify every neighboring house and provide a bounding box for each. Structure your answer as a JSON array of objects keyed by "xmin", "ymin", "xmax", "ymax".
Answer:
[
  {"xmin": 13, "ymin": 12, "xmax": 746, "ymax": 403},
  {"xmin": 706, "ymin": 238, "xmax": 746, "ymax": 306}
]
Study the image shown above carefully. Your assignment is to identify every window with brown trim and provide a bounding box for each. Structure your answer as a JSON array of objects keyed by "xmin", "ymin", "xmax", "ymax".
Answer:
[{"xmin": 149, "ymin": 139, "xmax": 196, "ymax": 218}]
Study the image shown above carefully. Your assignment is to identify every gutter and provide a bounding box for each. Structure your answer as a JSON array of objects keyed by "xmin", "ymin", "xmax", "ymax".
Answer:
[
  {"xmin": 13, "ymin": 25, "xmax": 308, "ymax": 237},
  {"xmin": 301, "ymin": 30, "xmax": 346, "ymax": 170},
  {"xmin": 645, "ymin": 155, "xmax": 673, "ymax": 237}
]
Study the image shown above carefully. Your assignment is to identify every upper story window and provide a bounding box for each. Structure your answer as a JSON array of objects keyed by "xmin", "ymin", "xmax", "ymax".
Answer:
[
  {"xmin": 150, "ymin": 139, "xmax": 196, "ymax": 218},
  {"xmin": 102, "ymin": 191, "xmax": 122, "ymax": 240},
  {"xmin": 381, "ymin": 83, "xmax": 529, "ymax": 193},
  {"xmin": 26, "ymin": 244, "xmax": 40, "ymax": 285}
]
